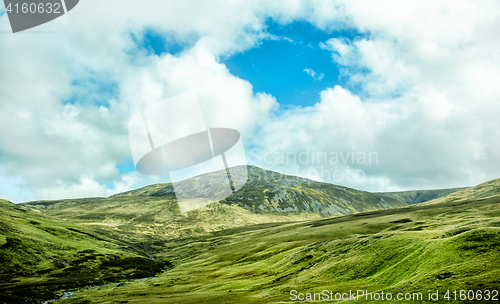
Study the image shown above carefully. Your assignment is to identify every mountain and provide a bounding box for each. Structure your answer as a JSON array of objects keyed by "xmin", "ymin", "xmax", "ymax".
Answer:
[
  {"xmin": 114, "ymin": 165, "xmax": 407, "ymax": 214},
  {"xmin": 22, "ymin": 166, "xmax": 407, "ymax": 238},
  {"xmin": 380, "ymin": 187, "xmax": 468, "ymax": 205},
  {"xmin": 0, "ymin": 199, "xmax": 168, "ymax": 303},
  {"xmin": 47, "ymin": 176, "xmax": 500, "ymax": 304}
]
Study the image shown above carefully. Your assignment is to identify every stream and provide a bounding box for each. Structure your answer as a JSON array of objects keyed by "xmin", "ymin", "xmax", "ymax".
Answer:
[{"xmin": 42, "ymin": 271, "xmax": 164, "ymax": 303}]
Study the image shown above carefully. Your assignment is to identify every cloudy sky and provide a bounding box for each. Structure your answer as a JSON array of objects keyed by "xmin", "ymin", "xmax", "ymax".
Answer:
[{"xmin": 0, "ymin": 0, "xmax": 499, "ymax": 202}]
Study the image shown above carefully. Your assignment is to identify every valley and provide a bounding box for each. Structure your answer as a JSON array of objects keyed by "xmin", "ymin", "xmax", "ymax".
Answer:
[
  {"xmin": 0, "ymin": 166, "xmax": 498, "ymax": 303},
  {"xmin": 50, "ymin": 185, "xmax": 500, "ymax": 303}
]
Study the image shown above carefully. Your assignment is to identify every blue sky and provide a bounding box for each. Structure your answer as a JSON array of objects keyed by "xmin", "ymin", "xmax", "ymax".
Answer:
[
  {"xmin": 64, "ymin": 72, "xmax": 119, "ymax": 107},
  {"xmin": 116, "ymin": 159, "xmax": 136, "ymax": 175},
  {"xmin": 121, "ymin": 21, "xmax": 369, "ymax": 178},
  {"xmin": 120, "ymin": 21, "xmax": 369, "ymax": 178},
  {"xmin": 130, "ymin": 29, "xmax": 190, "ymax": 57},
  {"xmin": 133, "ymin": 21, "xmax": 367, "ymax": 108},
  {"xmin": 223, "ymin": 21, "xmax": 366, "ymax": 107}
]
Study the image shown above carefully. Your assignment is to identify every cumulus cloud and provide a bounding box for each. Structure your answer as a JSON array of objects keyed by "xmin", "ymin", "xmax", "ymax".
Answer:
[
  {"xmin": 251, "ymin": 0, "xmax": 500, "ymax": 191},
  {"xmin": 0, "ymin": 0, "xmax": 499, "ymax": 201},
  {"xmin": 0, "ymin": 1, "xmax": 280, "ymax": 201}
]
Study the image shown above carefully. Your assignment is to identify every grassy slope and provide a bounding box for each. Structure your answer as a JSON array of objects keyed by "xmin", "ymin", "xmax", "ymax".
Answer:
[
  {"xmin": 20, "ymin": 197, "xmax": 324, "ymax": 239},
  {"xmin": 380, "ymin": 187, "xmax": 468, "ymax": 205},
  {"xmin": 220, "ymin": 166, "xmax": 407, "ymax": 214},
  {"xmin": 0, "ymin": 199, "xmax": 169, "ymax": 303},
  {"xmin": 424, "ymin": 178, "xmax": 500, "ymax": 205},
  {"xmin": 57, "ymin": 183, "xmax": 500, "ymax": 303}
]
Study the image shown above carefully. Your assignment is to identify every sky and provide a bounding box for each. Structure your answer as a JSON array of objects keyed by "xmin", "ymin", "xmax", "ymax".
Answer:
[{"xmin": 0, "ymin": 0, "xmax": 499, "ymax": 202}]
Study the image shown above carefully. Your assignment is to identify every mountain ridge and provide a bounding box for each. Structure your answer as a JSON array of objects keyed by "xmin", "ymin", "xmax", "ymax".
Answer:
[
  {"xmin": 21, "ymin": 165, "xmax": 407, "ymax": 238},
  {"xmin": 19, "ymin": 166, "xmax": 479, "ymax": 239}
]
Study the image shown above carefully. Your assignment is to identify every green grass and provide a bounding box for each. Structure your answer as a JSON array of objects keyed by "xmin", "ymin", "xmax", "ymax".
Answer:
[
  {"xmin": 425, "ymin": 178, "xmax": 500, "ymax": 205},
  {"xmin": 3, "ymin": 173, "xmax": 500, "ymax": 303},
  {"xmin": 21, "ymin": 196, "xmax": 325, "ymax": 239},
  {"xmin": 55, "ymin": 195, "xmax": 500, "ymax": 304},
  {"xmin": 0, "ymin": 200, "xmax": 169, "ymax": 303}
]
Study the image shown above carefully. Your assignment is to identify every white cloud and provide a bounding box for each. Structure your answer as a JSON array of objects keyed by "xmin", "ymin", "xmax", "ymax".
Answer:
[
  {"xmin": 0, "ymin": 0, "xmax": 281, "ymax": 201},
  {"xmin": 251, "ymin": 1, "xmax": 500, "ymax": 191},
  {"xmin": 320, "ymin": 38, "xmax": 357, "ymax": 66},
  {"xmin": 0, "ymin": 0, "xmax": 499, "ymax": 202},
  {"xmin": 303, "ymin": 68, "xmax": 324, "ymax": 81}
]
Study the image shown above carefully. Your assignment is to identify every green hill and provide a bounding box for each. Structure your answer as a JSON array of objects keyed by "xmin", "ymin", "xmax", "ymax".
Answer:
[
  {"xmin": 21, "ymin": 166, "xmax": 407, "ymax": 238},
  {"xmin": 0, "ymin": 199, "xmax": 169, "ymax": 303},
  {"xmin": 5, "ymin": 169, "xmax": 499, "ymax": 303},
  {"xmin": 111, "ymin": 165, "xmax": 407, "ymax": 215},
  {"xmin": 424, "ymin": 178, "xmax": 500, "ymax": 205},
  {"xmin": 50, "ymin": 177, "xmax": 500, "ymax": 304}
]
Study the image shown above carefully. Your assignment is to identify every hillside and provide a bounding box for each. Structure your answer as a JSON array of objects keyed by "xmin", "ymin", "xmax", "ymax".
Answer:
[
  {"xmin": 3, "ymin": 173, "xmax": 500, "ymax": 303},
  {"xmin": 380, "ymin": 187, "xmax": 468, "ymax": 205},
  {"xmin": 424, "ymin": 177, "xmax": 500, "ymax": 205},
  {"xmin": 22, "ymin": 166, "xmax": 407, "ymax": 238},
  {"xmin": 51, "ymin": 177, "xmax": 500, "ymax": 304},
  {"xmin": 0, "ymin": 199, "xmax": 169, "ymax": 303},
  {"xmin": 113, "ymin": 165, "xmax": 407, "ymax": 214}
]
